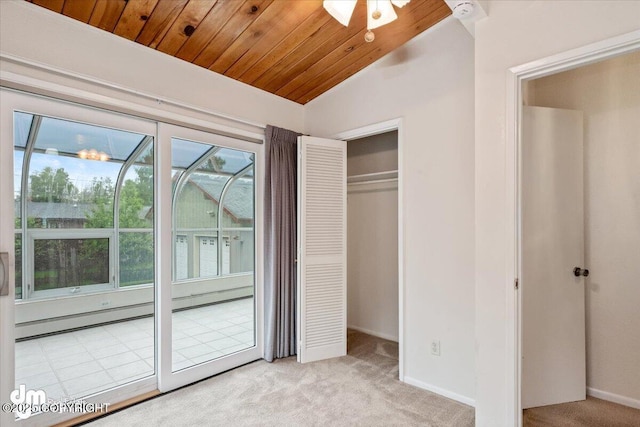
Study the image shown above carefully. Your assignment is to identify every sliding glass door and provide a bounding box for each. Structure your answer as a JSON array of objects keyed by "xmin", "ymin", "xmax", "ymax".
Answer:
[
  {"xmin": 0, "ymin": 91, "xmax": 262, "ymax": 425},
  {"xmin": 0, "ymin": 90, "xmax": 158, "ymax": 426},
  {"xmin": 157, "ymin": 124, "xmax": 261, "ymax": 392}
]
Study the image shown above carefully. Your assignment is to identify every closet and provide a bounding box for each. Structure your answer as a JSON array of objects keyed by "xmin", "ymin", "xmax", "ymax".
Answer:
[{"xmin": 346, "ymin": 131, "xmax": 398, "ymax": 342}]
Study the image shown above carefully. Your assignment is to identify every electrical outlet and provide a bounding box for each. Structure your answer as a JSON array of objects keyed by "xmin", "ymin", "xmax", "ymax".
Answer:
[{"xmin": 431, "ymin": 340, "xmax": 441, "ymax": 356}]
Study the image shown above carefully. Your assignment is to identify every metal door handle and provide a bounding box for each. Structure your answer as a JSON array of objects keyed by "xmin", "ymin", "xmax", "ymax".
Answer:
[
  {"xmin": 573, "ymin": 267, "xmax": 589, "ymax": 277},
  {"xmin": 0, "ymin": 252, "xmax": 9, "ymax": 296}
]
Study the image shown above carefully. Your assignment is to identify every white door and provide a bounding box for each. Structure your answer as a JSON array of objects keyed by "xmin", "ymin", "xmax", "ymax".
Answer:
[
  {"xmin": 175, "ymin": 235, "xmax": 189, "ymax": 280},
  {"xmin": 297, "ymin": 136, "xmax": 347, "ymax": 363},
  {"xmin": 222, "ymin": 237, "xmax": 231, "ymax": 275},
  {"xmin": 522, "ymin": 106, "xmax": 586, "ymax": 408},
  {"xmin": 199, "ymin": 236, "xmax": 218, "ymax": 277}
]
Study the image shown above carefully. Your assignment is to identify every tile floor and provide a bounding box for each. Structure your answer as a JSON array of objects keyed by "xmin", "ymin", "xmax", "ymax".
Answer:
[{"xmin": 15, "ymin": 297, "xmax": 254, "ymax": 400}]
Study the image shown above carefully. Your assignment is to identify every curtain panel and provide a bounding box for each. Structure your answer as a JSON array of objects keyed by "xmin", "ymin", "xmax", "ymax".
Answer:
[{"xmin": 264, "ymin": 125, "xmax": 301, "ymax": 362}]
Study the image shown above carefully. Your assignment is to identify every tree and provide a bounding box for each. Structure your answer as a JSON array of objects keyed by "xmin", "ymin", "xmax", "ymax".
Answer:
[
  {"xmin": 133, "ymin": 165, "xmax": 153, "ymax": 207},
  {"xmin": 81, "ymin": 177, "xmax": 114, "ymax": 204},
  {"xmin": 29, "ymin": 167, "xmax": 77, "ymax": 203},
  {"xmin": 84, "ymin": 177, "xmax": 114, "ymax": 228},
  {"xmin": 84, "ymin": 201, "xmax": 113, "ymax": 228},
  {"xmin": 118, "ymin": 179, "xmax": 146, "ymax": 228},
  {"xmin": 200, "ymin": 155, "xmax": 226, "ymax": 172}
]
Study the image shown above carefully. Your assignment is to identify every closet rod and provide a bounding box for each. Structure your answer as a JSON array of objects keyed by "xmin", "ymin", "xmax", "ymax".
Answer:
[
  {"xmin": 347, "ymin": 178, "xmax": 398, "ymax": 186},
  {"xmin": 347, "ymin": 170, "xmax": 398, "ymax": 181}
]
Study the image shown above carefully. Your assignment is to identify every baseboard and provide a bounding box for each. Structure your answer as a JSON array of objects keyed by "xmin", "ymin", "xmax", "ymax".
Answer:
[
  {"xmin": 347, "ymin": 324, "xmax": 398, "ymax": 342},
  {"xmin": 587, "ymin": 387, "xmax": 640, "ymax": 409},
  {"xmin": 403, "ymin": 376, "xmax": 475, "ymax": 407}
]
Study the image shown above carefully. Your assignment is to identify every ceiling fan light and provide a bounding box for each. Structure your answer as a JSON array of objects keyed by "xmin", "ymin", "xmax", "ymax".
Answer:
[
  {"xmin": 323, "ymin": 0, "xmax": 357, "ymax": 27},
  {"xmin": 391, "ymin": 0, "xmax": 411, "ymax": 7},
  {"xmin": 366, "ymin": 0, "xmax": 398, "ymax": 30},
  {"xmin": 364, "ymin": 30, "xmax": 375, "ymax": 42}
]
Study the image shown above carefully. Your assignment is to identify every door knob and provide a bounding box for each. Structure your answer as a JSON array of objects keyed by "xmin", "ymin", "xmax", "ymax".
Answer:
[{"xmin": 573, "ymin": 267, "xmax": 589, "ymax": 277}]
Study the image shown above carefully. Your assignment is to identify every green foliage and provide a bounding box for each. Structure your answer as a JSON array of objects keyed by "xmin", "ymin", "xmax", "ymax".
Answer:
[
  {"xmin": 117, "ymin": 163, "xmax": 154, "ymax": 286},
  {"xmin": 85, "ymin": 201, "xmax": 114, "ymax": 228},
  {"xmin": 82, "ymin": 177, "xmax": 114, "ymax": 204},
  {"xmin": 84, "ymin": 177, "xmax": 115, "ymax": 228},
  {"xmin": 119, "ymin": 232, "xmax": 154, "ymax": 286},
  {"xmin": 29, "ymin": 167, "xmax": 77, "ymax": 203},
  {"xmin": 119, "ymin": 179, "xmax": 147, "ymax": 228}
]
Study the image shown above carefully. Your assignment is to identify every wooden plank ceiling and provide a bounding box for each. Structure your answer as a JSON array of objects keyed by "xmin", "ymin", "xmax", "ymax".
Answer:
[{"xmin": 28, "ymin": 0, "xmax": 451, "ymax": 104}]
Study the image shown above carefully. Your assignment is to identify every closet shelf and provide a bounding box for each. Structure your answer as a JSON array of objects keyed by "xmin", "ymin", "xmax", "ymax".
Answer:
[{"xmin": 347, "ymin": 170, "xmax": 398, "ymax": 184}]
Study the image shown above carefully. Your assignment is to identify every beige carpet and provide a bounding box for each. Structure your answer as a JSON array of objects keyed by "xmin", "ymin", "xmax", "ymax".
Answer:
[
  {"xmin": 87, "ymin": 330, "xmax": 474, "ymax": 426},
  {"xmin": 524, "ymin": 396, "xmax": 640, "ymax": 427}
]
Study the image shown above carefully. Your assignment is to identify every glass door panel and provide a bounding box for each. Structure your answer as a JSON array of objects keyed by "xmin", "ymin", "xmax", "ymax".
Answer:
[
  {"xmin": 170, "ymin": 137, "xmax": 256, "ymax": 373},
  {"xmin": 1, "ymin": 90, "xmax": 157, "ymax": 425}
]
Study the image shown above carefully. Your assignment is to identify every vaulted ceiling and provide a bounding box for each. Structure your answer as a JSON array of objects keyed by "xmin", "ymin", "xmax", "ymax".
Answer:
[{"xmin": 27, "ymin": 0, "xmax": 451, "ymax": 104}]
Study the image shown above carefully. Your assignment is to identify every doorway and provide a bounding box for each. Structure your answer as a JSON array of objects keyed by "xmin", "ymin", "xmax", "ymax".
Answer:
[
  {"xmin": 346, "ymin": 130, "xmax": 399, "ymax": 375},
  {"xmin": 519, "ymin": 51, "xmax": 640, "ymax": 425}
]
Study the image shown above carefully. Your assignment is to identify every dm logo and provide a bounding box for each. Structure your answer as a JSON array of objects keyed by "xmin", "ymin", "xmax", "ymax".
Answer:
[{"xmin": 10, "ymin": 384, "xmax": 46, "ymax": 419}]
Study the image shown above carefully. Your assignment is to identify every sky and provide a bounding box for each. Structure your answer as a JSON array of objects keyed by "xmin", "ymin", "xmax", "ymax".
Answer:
[{"xmin": 14, "ymin": 150, "xmax": 121, "ymax": 199}]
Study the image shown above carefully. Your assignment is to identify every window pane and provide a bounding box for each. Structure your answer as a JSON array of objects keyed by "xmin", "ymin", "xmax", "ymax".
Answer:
[
  {"xmin": 118, "ymin": 142, "xmax": 154, "ymax": 287},
  {"xmin": 119, "ymin": 144, "xmax": 153, "ymax": 229},
  {"xmin": 171, "ymin": 135, "xmax": 256, "ymax": 372},
  {"xmin": 34, "ymin": 116, "xmax": 145, "ymax": 161},
  {"xmin": 176, "ymin": 172, "xmax": 225, "ymax": 229},
  {"xmin": 221, "ymin": 169, "xmax": 254, "ymax": 275},
  {"xmin": 119, "ymin": 232, "xmax": 154, "ymax": 286},
  {"xmin": 28, "ymin": 153, "xmax": 118, "ymax": 229},
  {"xmin": 171, "ymin": 138, "xmax": 210, "ymax": 169},
  {"xmin": 33, "ymin": 238, "xmax": 109, "ymax": 291},
  {"xmin": 23, "ymin": 114, "xmax": 153, "ymax": 230},
  {"xmin": 222, "ymin": 172, "xmax": 254, "ymax": 228},
  {"xmin": 14, "ymin": 111, "xmax": 33, "ymax": 149},
  {"xmin": 214, "ymin": 148, "xmax": 254, "ymax": 174},
  {"xmin": 11, "ymin": 103, "xmax": 156, "ymax": 408}
]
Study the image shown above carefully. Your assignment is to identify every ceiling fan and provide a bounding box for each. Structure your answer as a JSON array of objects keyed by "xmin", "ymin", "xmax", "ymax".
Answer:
[{"xmin": 323, "ymin": 0, "xmax": 412, "ymax": 42}]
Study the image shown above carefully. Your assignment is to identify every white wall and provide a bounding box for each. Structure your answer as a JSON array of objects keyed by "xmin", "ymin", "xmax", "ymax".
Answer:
[
  {"xmin": 347, "ymin": 181, "xmax": 399, "ymax": 341},
  {"xmin": 0, "ymin": 1, "xmax": 304, "ymax": 134},
  {"xmin": 347, "ymin": 133, "xmax": 398, "ymax": 342},
  {"xmin": 531, "ymin": 52, "xmax": 640, "ymax": 404},
  {"xmin": 307, "ymin": 18, "xmax": 476, "ymax": 404},
  {"xmin": 474, "ymin": 1, "xmax": 640, "ymax": 425},
  {"xmin": 347, "ymin": 131, "xmax": 398, "ymax": 175}
]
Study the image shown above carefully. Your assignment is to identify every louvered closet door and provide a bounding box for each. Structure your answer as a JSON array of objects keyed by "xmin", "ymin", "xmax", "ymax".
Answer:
[{"xmin": 297, "ymin": 136, "xmax": 347, "ymax": 363}]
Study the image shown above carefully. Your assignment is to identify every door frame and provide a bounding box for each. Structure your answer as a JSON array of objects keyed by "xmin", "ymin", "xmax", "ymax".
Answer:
[
  {"xmin": 332, "ymin": 118, "xmax": 405, "ymax": 381},
  {"xmin": 505, "ymin": 30, "xmax": 640, "ymax": 426}
]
